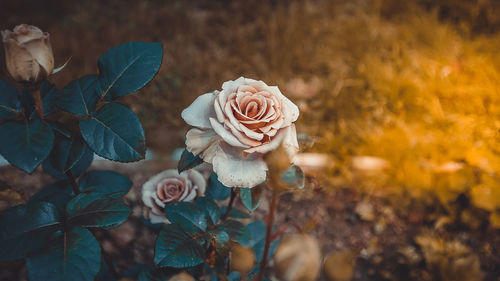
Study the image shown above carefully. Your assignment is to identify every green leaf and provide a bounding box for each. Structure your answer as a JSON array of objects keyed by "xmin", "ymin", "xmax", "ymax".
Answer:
[
  {"xmin": 137, "ymin": 266, "xmax": 174, "ymax": 281},
  {"xmin": 80, "ymin": 102, "xmax": 145, "ymax": 162},
  {"xmin": 48, "ymin": 137, "xmax": 86, "ymax": 173},
  {"xmin": 240, "ymin": 186, "xmax": 262, "ymax": 212},
  {"xmin": 178, "ymin": 149, "xmax": 204, "ymax": 173},
  {"xmin": 239, "ymin": 221, "xmax": 265, "ymax": 247},
  {"xmin": 0, "ymin": 202, "xmax": 61, "ymax": 261},
  {"xmin": 98, "ymin": 41, "xmax": 163, "ymax": 99},
  {"xmin": 26, "ymin": 226, "xmax": 101, "ymax": 281},
  {"xmin": 95, "ymin": 259, "xmax": 118, "ymax": 281},
  {"xmin": 281, "ymin": 165, "xmax": 305, "ymax": 189},
  {"xmin": 40, "ymin": 80, "xmax": 59, "ymax": 116},
  {"xmin": 245, "ymin": 221, "xmax": 279, "ymax": 263},
  {"xmin": 195, "ymin": 197, "xmax": 220, "ymax": 225},
  {"xmin": 219, "ymin": 207, "xmax": 251, "ymax": 219},
  {"xmin": 46, "ymin": 121, "xmax": 71, "ymax": 138},
  {"xmin": 212, "ymin": 220, "xmax": 249, "ymax": 243},
  {"xmin": 21, "ymin": 88, "xmax": 36, "ymax": 119},
  {"xmin": 206, "ymin": 173, "xmax": 231, "ymax": 200},
  {"xmin": 0, "ymin": 119, "xmax": 54, "ymax": 173},
  {"xmin": 43, "ymin": 143, "xmax": 94, "ymax": 179},
  {"xmin": 0, "ymin": 78, "xmax": 21, "ymax": 120},
  {"xmin": 164, "ymin": 202, "xmax": 207, "ymax": 231},
  {"xmin": 154, "ymin": 223, "xmax": 205, "ymax": 268},
  {"xmin": 59, "ymin": 75, "xmax": 101, "ymax": 116},
  {"xmin": 29, "ymin": 180, "xmax": 73, "ymax": 213},
  {"xmin": 79, "ymin": 170, "xmax": 132, "ymax": 198},
  {"xmin": 66, "ymin": 193, "xmax": 130, "ymax": 228}
]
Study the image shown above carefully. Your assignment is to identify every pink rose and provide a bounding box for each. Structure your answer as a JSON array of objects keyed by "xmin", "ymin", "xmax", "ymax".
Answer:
[
  {"xmin": 1, "ymin": 24, "xmax": 54, "ymax": 82},
  {"xmin": 142, "ymin": 169, "xmax": 206, "ymax": 224},
  {"xmin": 182, "ymin": 77, "xmax": 299, "ymax": 188}
]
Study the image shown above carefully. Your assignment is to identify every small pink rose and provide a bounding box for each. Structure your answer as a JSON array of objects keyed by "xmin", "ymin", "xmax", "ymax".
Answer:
[
  {"xmin": 182, "ymin": 77, "xmax": 299, "ymax": 188},
  {"xmin": 142, "ymin": 169, "xmax": 206, "ymax": 224}
]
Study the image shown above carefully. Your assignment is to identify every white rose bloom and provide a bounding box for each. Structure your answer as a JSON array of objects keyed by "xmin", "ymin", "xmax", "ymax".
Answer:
[{"xmin": 182, "ymin": 77, "xmax": 299, "ymax": 188}]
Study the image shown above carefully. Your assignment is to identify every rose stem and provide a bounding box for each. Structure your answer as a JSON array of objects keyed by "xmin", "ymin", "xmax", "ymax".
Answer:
[
  {"xmin": 66, "ymin": 168, "xmax": 119, "ymax": 277},
  {"xmin": 256, "ymin": 188, "xmax": 279, "ymax": 281},
  {"xmin": 65, "ymin": 170, "xmax": 80, "ymax": 195},
  {"xmin": 221, "ymin": 187, "xmax": 237, "ymax": 221},
  {"xmin": 32, "ymin": 90, "xmax": 43, "ymax": 119}
]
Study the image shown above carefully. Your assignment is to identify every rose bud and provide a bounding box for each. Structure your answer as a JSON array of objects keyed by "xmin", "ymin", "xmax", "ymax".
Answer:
[
  {"xmin": 274, "ymin": 234, "xmax": 321, "ymax": 281},
  {"xmin": 1, "ymin": 24, "xmax": 54, "ymax": 82},
  {"xmin": 182, "ymin": 77, "xmax": 299, "ymax": 188},
  {"xmin": 142, "ymin": 169, "xmax": 206, "ymax": 224}
]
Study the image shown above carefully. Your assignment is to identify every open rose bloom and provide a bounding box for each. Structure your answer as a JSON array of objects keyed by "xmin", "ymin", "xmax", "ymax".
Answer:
[
  {"xmin": 182, "ymin": 77, "xmax": 299, "ymax": 188},
  {"xmin": 142, "ymin": 169, "xmax": 206, "ymax": 224}
]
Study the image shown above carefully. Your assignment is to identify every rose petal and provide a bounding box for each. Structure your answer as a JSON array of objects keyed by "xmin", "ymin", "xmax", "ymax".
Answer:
[
  {"xmin": 185, "ymin": 128, "xmax": 222, "ymax": 162},
  {"xmin": 149, "ymin": 212, "xmax": 170, "ymax": 224},
  {"xmin": 224, "ymin": 119, "xmax": 262, "ymax": 146},
  {"xmin": 182, "ymin": 91, "xmax": 218, "ymax": 129},
  {"xmin": 282, "ymin": 124, "xmax": 299, "ymax": 156},
  {"xmin": 186, "ymin": 169, "xmax": 207, "ymax": 195},
  {"xmin": 243, "ymin": 126, "xmax": 287, "ymax": 154},
  {"xmin": 23, "ymin": 35, "xmax": 54, "ymax": 75},
  {"xmin": 212, "ymin": 143, "xmax": 268, "ymax": 188},
  {"xmin": 209, "ymin": 118, "xmax": 249, "ymax": 148},
  {"xmin": 221, "ymin": 77, "xmax": 247, "ymax": 94},
  {"xmin": 3, "ymin": 38, "xmax": 40, "ymax": 82}
]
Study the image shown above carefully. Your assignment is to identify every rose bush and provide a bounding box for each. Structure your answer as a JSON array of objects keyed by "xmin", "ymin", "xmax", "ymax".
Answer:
[
  {"xmin": 142, "ymin": 169, "xmax": 207, "ymax": 223},
  {"xmin": 1, "ymin": 24, "xmax": 54, "ymax": 82},
  {"xmin": 182, "ymin": 77, "xmax": 299, "ymax": 188}
]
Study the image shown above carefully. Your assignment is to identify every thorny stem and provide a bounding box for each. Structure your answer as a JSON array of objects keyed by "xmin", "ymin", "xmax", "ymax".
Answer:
[
  {"xmin": 256, "ymin": 188, "xmax": 279, "ymax": 281},
  {"xmin": 221, "ymin": 187, "xmax": 237, "ymax": 221},
  {"xmin": 66, "ymin": 170, "xmax": 80, "ymax": 195}
]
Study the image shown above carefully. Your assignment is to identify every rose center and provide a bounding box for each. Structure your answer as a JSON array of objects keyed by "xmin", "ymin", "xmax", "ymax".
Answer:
[{"xmin": 245, "ymin": 101, "xmax": 259, "ymax": 118}]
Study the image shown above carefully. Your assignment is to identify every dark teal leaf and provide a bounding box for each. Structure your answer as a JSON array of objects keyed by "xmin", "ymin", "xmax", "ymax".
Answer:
[
  {"xmin": 59, "ymin": 75, "xmax": 101, "ymax": 116},
  {"xmin": 95, "ymin": 259, "xmax": 118, "ymax": 281},
  {"xmin": 80, "ymin": 102, "xmax": 145, "ymax": 162},
  {"xmin": 46, "ymin": 121, "xmax": 71, "ymax": 138},
  {"xmin": 0, "ymin": 119, "xmax": 54, "ymax": 173},
  {"xmin": 26, "ymin": 226, "xmax": 101, "ymax": 281},
  {"xmin": 29, "ymin": 180, "xmax": 73, "ymax": 213},
  {"xmin": 154, "ymin": 223, "xmax": 205, "ymax": 268},
  {"xmin": 98, "ymin": 42, "xmax": 163, "ymax": 99},
  {"xmin": 206, "ymin": 173, "xmax": 231, "ymax": 200},
  {"xmin": 137, "ymin": 266, "xmax": 175, "ymax": 281},
  {"xmin": 227, "ymin": 272, "xmax": 241, "ymax": 281},
  {"xmin": 0, "ymin": 202, "xmax": 61, "ymax": 261},
  {"xmin": 214, "ymin": 231, "xmax": 229, "ymax": 244},
  {"xmin": 43, "ymin": 143, "xmax": 94, "ymax": 179},
  {"xmin": 48, "ymin": 137, "xmax": 86, "ymax": 173},
  {"xmin": 164, "ymin": 202, "xmax": 207, "ymax": 231},
  {"xmin": 0, "ymin": 78, "xmax": 21, "ymax": 120},
  {"xmin": 219, "ymin": 207, "xmax": 251, "ymax": 219},
  {"xmin": 195, "ymin": 197, "xmax": 220, "ymax": 225},
  {"xmin": 21, "ymin": 88, "xmax": 35, "ymax": 119},
  {"xmin": 78, "ymin": 170, "xmax": 132, "ymax": 198},
  {"xmin": 238, "ymin": 221, "xmax": 265, "ymax": 247},
  {"xmin": 281, "ymin": 165, "xmax": 305, "ymax": 189},
  {"xmin": 213, "ymin": 220, "xmax": 249, "ymax": 242},
  {"xmin": 122, "ymin": 264, "xmax": 149, "ymax": 279},
  {"xmin": 178, "ymin": 149, "xmax": 204, "ymax": 173},
  {"xmin": 240, "ymin": 187, "xmax": 262, "ymax": 212},
  {"xmin": 247, "ymin": 265, "xmax": 260, "ymax": 280},
  {"xmin": 255, "ymin": 238, "xmax": 279, "ymax": 263},
  {"xmin": 66, "ymin": 193, "xmax": 130, "ymax": 228},
  {"xmin": 40, "ymin": 80, "xmax": 59, "ymax": 116}
]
